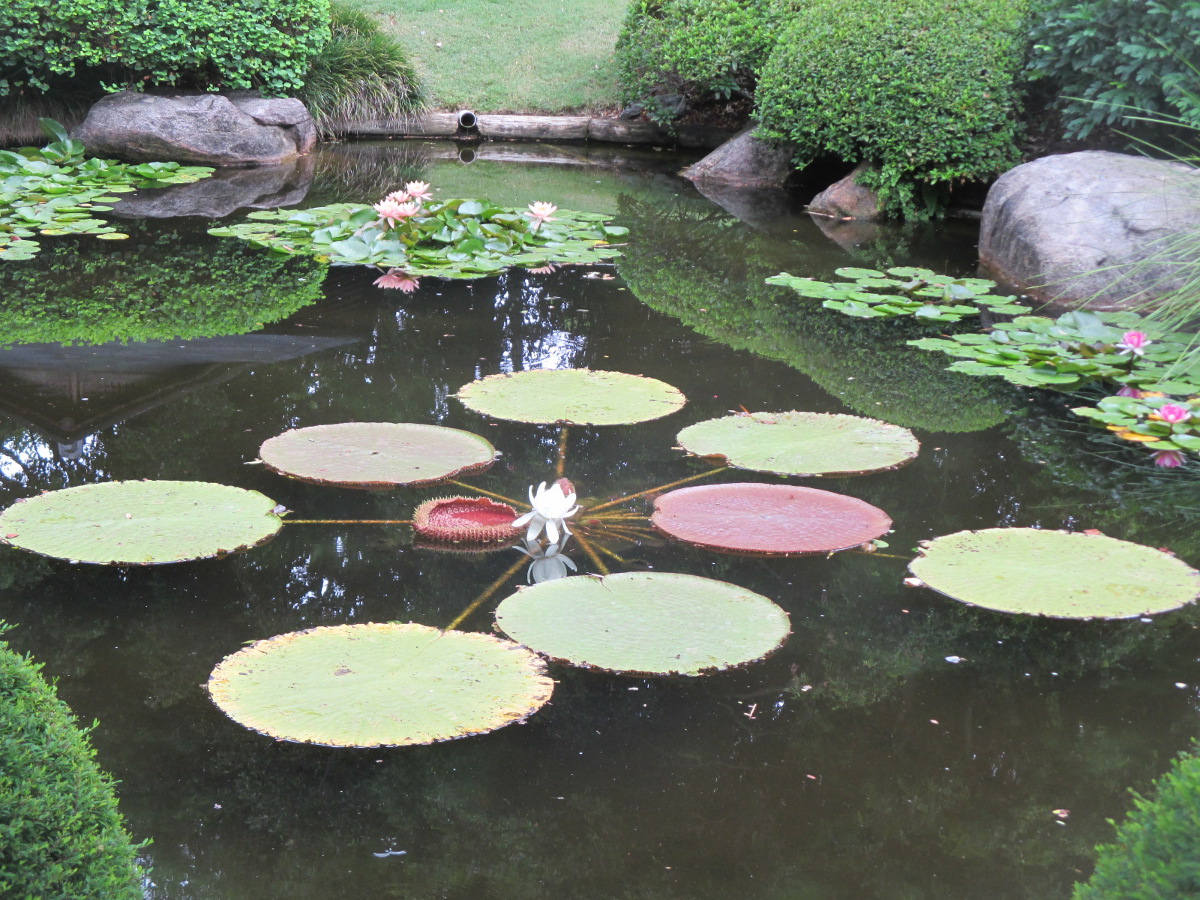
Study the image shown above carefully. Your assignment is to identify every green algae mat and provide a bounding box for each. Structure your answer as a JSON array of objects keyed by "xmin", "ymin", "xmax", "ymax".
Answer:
[
  {"xmin": 455, "ymin": 368, "xmax": 686, "ymax": 425},
  {"xmin": 208, "ymin": 623, "xmax": 554, "ymax": 747},
  {"xmin": 494, "ymin": 572, "xmax": 791, "ymax": 676},
  {"xmin": 909, "ymin": 528, "xmax": 1200, "ymax": 619},
  {"xmin": 0, "ymin": 480, "xmax": 282, "ymax": 565},
  {"xmin": 259, "ymin": 422, "xmax": 497, "ymax": 488},
  {"xmin": 677, "ymin": 411, "xmax": 919, "ymax": 476}
]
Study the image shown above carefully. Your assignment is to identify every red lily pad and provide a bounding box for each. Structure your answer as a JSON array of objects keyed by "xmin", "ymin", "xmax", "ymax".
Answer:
[
  {"xmin": 651, "ymin": 482, "xmax": 891, "ymax": 556},
  {"xmin": 412, "ymin": 496, "xmax": 519, "ymax": 545}
]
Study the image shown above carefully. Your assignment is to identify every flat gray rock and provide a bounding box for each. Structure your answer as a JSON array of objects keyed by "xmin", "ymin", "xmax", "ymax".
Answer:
[
  {"xmin": 979, "ymin": 151, "xmax": 1200, "ymax": 309},
  {"xmin": 681, "ymin": 126, "xmax": 796, "ymax": 189},
  {"xmin": 73, "ymin": 92, "xmax": 317, "ymax": 167}
]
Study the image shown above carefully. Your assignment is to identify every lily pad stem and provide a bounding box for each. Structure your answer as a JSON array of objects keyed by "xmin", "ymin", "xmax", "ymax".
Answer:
[
  {"xmin": 446, "ymin": 556, "xmax": 529, "ymax": 630},
  {"xmin": 448, "ymin": 480, "xmax": 527, "ymax": 509},
  {"xmin": 585, "ymin": 466, "xmax": 729, "ymax": 514}
]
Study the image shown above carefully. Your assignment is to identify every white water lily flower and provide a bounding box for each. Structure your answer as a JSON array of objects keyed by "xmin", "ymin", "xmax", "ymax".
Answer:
[
  {"xmin": 513, "ymin": 479, "xmax": 580, "ymax": 544},
  {"xmin": 515, "ymin": 536, "xmax": 578, "ymax": 583}
]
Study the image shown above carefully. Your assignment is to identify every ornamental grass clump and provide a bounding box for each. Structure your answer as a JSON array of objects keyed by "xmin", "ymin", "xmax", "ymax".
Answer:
[{"xmin": 754, "ymin": 0, "xmax": 1030, "ymax": 218}]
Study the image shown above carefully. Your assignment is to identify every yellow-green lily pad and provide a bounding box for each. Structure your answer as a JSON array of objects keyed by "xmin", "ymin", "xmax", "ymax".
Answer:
[
  {"xmin": 455, "ymin": 368, "xmax": 687, "ymax": 425},
  {"xmin": 207, "ymin": 623, "xmax": 554, "ymax": 747}
]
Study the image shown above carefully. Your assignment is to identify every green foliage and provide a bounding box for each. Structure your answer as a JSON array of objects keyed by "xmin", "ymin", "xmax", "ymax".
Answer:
[
  {"xmin": 1074, "ymin": 394, "xmax": 1200, "ymax": 456},
  {"xmin": 1029, "ymin": 0, "xmax": 1200, "ymax": 140},
  {"xmin": 767, "ymin": 266, "xmax": 1029, "ymax": 323},
  {"xmin": 754, "ymin": 0, "xmax": 1030, "ymax": 218},
  {"xmin": 0, "ymin": 223, "xmax": 325, "ymax": 345},
  {"xmin": 615, "ymin": 0, "xmax": 782, "ymax": 119},
  {"xmin": 1074, "ymin": 746, "xmax": 1200, "ymax": 899},
  {"xmin": 0, "ymin": 626, "xmax": 145, "ymax": 898},
  {"xmin": 299, "ymin": 1, "xmax": 423, "ymax": 139},
  {"xmin": 0, "ymin": 0, "xmax": 331, "ymax": 97},
  {"xmin": 0, "ymin": 120, "xmax": 213, "ymax": 260},
  {"xmin": 210, "ymin": 196, "xmax": 629, "ymax": 278}
]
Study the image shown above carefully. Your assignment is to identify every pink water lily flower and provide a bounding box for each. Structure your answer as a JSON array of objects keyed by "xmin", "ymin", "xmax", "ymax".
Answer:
[
  {"xmin": 1152, "ymin": 449, "xmax": 1187, "ymax": 468},
  {"xmin": 384, "ymin": 190, "xmax": 411, "ymax": 204},
  {"xmin": 1116, "ymin": 330, "xmax": 1151, "ymax": 356},
  {"xmin": 373, "ymin": 198, "xmax": 422, "ymax": 227},
  {"xmin": 1158, "ymin": 403, "xmax": 1192, "ymax": 424},
  {"xmin": 373, "ymin": 269, "xmax": 420, "ymax": 292},
  {"xmin": 405, "ymin": 181, "xmax": 434, "ymax": 202},
  {"xmin": 526, "ymin": 263, "xmax": 557, "ymax": 274},
  {"xmin": 526, "ymin": 201, "xmax": 558, "ymax": 231},
  {"xmin": 1116, "ymin": 385, "xmax": 1142, "ymax": 398}
]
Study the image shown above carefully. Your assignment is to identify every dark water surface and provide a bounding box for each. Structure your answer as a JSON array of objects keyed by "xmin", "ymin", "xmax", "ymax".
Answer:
[{"xmin": 2, "ymin": 142, "xmax": 1200, "ymax": 899}]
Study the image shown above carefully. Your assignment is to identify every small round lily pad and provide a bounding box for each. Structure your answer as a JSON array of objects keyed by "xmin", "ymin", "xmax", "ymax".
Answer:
[
  {"xmin": 0, "ymin": 480, "xmax": 282, "ymax": 565},
  {"xmin": 651, "ymin": 482, "xmax": 891, "ymax": 555},
  {"xmin": 259, "ymin": 422, "xmax": 497, "ymax": 488},
  {"xmin": 454, "ymin": 368, "xmax": 687, "ymax": 425},
  {"xmin": 909, "ymin": 528, "xmax": 1200, "ymax": 619},
  {"xmin": 494, "ymin": 571, "xmax": 790, "ymax": 676},
  {"xmin": 207, "ymin": 623, "xmax": 554, "ymax": 747},
  {"xmin": 677, "ymin": 411, "xmax": 919, "ymax": 476}
]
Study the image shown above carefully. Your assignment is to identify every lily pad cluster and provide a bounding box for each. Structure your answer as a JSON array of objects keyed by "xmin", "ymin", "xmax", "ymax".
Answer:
[
  {"xmin": 1072, "ymin": 392, "xmax": 1200, "ymax": 463},
  {"xmin": 766, "ymin": 267, "xmax": 1028, "ymax": 323},
  {"xmin": 0, "ymin": 119, "xmax": 213, "ymax": 260},
  {"xmin": 208, "ymin": 188, "xmax": 629, "ymax": 280}
]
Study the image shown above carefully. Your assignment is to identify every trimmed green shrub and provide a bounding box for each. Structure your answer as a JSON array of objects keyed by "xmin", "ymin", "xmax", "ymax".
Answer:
[
  {"xmin": 299, "ymin": 2, "xmax": 424, "ymax": 138},
  {"xmin": 1074, "ymin": 746, "xmax": 1200, "ymax": 900},
  {"xmin": 615, "ymin": 0, "xmax": 783, "ymax": 119},
  {"xmin": 1029, "ymin": 0, "xmax": 1200, "ymax": 140},
  {"xmin": 0, "ymin": 626, "xmax": 145, "ymax": 899},
  {"xmin": 754, "ymin": 0, "xmax": 1030, "ymax": 218},
  {"xmin": 0, "ymin": 0, "xmax": 331, "ymax": 97}
]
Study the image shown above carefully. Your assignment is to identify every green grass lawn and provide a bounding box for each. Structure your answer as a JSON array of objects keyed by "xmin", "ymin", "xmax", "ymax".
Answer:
[{"xmin": 343, "ymin": 0, "xmax": 629, "ymax": 113}]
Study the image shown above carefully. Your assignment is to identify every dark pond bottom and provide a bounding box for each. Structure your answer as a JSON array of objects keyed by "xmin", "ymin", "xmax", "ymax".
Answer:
[{"xmin": 0, "ymin": 141, "xmax": 1198, "ymax": 899}]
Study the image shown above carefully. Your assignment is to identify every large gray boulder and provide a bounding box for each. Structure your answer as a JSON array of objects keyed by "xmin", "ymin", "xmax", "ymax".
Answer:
[
  {"xmin": 807, "ymin": 162, "xmax": 881, "ymax": 220},
  {"xmin": 979, "ymin": 151, "xmax": 1200, "ymax": 309},
  {"xmin": 681, "ymin": 126, "xmax": 796, "ymax": 189},
  {"xmin": 73, "ymin": 91, "xmax": 317, "ymax": 167}
]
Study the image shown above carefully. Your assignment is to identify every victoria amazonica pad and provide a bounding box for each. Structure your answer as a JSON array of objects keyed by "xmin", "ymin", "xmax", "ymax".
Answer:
[
  {"xmin": 455, "ymin": 368, "xmax": 686, "ymax": 425},
  {"xmin": 494, "ymin": 572, "xmax": 790, "ymax": 676},
  {"xmin": 909, "ymin": 528, "xmax": 1200, "ymax": 619},
  {"xmin": 259, "ymin": 422, "xmax": 497, "ymax": 488},
  {"xmin": 677, "ymin": 412, "xmax": 919, "ymax": 476},
  {"xmin": 207, "ymin": 623, "xmax": 554, "ymax": 747},
  {"xmin": 0, "ymin": 480, "xmax": 282, "ymax": 565},
  {"xmin": 652, "ymin": 482, "xmax": 891, "ymax": 555}
]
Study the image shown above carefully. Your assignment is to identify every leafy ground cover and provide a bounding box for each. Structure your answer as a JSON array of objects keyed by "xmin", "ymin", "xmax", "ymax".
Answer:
[{"xmin": 340, "ymin": 0, "xmax": 627, "ymax": 111}]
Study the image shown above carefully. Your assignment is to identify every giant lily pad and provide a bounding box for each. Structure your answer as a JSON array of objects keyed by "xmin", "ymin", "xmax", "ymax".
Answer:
[
  {"xmin": 494, "ymin": 572, "xmax": 790, "ymax": 676},
  {"xmin": 651, "ymin": 482, "xmax": 891, "ymax": 555},
  {"xmin": 412, "ymin": 496, "xmax": 519, "ymax": 544},
  {"xmin": 207, "ymin": 623, "xmax": 553, "ymax": 747},
  {"xmin": 908, "ymin": 528, "xmax": 1200, "ymax": 619},
  {"xmin": 677, "ymin": 412, "xmax": 919, "ymax": 476},
  {"xmin": 0, "ymin": 480, "xmax": 282, "ymax": 565},
  {"xmin": 455, "ymin": 368, "xmax": 686, "ymax": 425},
  {"xmin": 259, "ymin": 422, "xmax": 497, "ymax": 488}
]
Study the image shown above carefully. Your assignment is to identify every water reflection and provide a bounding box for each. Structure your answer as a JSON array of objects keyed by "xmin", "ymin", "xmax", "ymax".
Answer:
[{"xmin": 516, "ymin": 535, "xmax": 578, "ymax": 583}]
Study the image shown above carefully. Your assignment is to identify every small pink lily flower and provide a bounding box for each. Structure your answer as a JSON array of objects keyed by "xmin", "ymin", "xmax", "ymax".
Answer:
[
  {"xmin": 1152, "ymin": 449, "xmax": 1186, "ymax": 468},
  {"xmin": 1116, "ymin": 330, "xmax": 1151, "ymax": 356},
  {"xmin": 1116, "ymin": 385, "xmax": 1142, "ymax": 398},
  {"xmin": 405, "ymin": 181, "xmax": 434, "ymax": 202},
  {"xmin": 526, "ymin": 263, "xmax": 557, "ymax": 274},
  {"xmin": 1158, "ymin": 403, "xmax": 1192, "ymax": 424},
  {"xmin": 373, "ymin": 199, "xmax": 422, "ymax": 227},
  {"xmin": 526, "ymin": 201, "xmax": 558, "ymax": 231},
  {"xmin": 384, "ymin": 190, "xmax": 411, "ymax": 204},
  {"xmin": 374, "ymin": 269, "xmax": 421, "ymax": 292}
]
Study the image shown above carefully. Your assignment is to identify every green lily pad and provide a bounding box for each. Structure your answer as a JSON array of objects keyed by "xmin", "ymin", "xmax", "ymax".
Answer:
[
  {"xmin": 908, "ymin": 528, "xmax": 1200, "ymax": 619},
  {"xmin": 208, "ymin": 623, "xmax": 553, "ymax": 747},
  {"xmin": 652, "ymin": 482, "xmax": 892, "ymax": 556},
  {"xmin": 494, "ymin": 572, "xmax": 790, "ymax": 676},
  {"xmin": 259, "ymin": 422, "xmax": 498, "ymax": 488},
  {"xmin": 676, "ymin": 412, "xmax": 919, "ymax": 476},
  {"xmin": 0, "ymin": 480, "xmax": 282, "ymax": 565},
  {"xmin": 454, "ymin": 368, "xmax": 687, "ymax": 425}
]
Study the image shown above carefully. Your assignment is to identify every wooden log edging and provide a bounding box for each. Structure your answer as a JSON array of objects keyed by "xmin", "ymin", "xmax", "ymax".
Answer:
[{"xmin": 343, "ymin": 112, "xmax": 734, "ymax": 150}]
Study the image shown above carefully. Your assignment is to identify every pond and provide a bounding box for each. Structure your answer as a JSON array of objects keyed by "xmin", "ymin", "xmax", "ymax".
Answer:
[{"xmin": 2, "ymin": 140, "xmax": 1200, "ymax": 899}]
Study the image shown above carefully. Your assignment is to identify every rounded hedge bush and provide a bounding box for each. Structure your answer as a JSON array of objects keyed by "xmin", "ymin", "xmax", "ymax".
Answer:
[
  {"xmin": 0, "ymin": 628, "xmax": 145, "ymax": 899},
  {"xmin": 754, "ymin": 0, "xmax": 1030, "ymax": 218},
  {"xmin": 1074, "ymin": 747, "xmax": 1200, "ymax": 900},
  {"xmin": 0, "ymin": 0, "xmax": 331, "ymax": 97}
]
